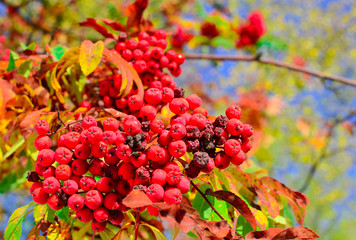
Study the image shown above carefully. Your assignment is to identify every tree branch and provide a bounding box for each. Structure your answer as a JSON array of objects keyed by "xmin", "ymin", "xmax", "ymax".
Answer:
[
  {"xmin": 184, "ymin": 53, "xmax": 356, "ymax": 88},
  {"xmin": 190, "ymin": 180, "xmax": 225, "ymax": 221}
]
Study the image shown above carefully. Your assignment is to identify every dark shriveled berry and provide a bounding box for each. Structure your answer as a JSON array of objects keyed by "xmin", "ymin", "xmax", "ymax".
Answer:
[{"xmin": 193, "ymin": 152, "xmax": 210, "ymax": 169}]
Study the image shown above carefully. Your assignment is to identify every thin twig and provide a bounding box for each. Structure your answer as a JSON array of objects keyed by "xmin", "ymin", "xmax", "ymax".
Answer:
[
  {"xmin": 184, "ymin": 53, "xmax": 356, "ymax": 88},
  {"xmin": 91, "ymin": 231, "xmax": 95, "ymax": 240},
  {"xmin": 134, "ymin": 211, "xmax": 140, "ymax": 240},
  {"xmin": 190, "ymin": 180, "xmax": 225, "ymax": 221}
]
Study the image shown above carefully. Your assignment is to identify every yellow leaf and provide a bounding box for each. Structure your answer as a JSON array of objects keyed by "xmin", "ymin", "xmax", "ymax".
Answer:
[{"xmin": 79, "ymin": 40, "xmax": 104, "ymax": 76}]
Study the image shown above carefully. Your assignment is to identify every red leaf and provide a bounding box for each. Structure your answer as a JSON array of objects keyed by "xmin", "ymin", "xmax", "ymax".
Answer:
[
  {"xmin": 206, "ymin": 190, "xmax": 257, "ymax": 230},
  {"xmin": 125, "ymin": 0, "xmax": 149, "ymax": 28},
  {"xmin": 245, "ymin": 226, "xmax": 320, "ymax": 240},
  {"xmin": 260, "ymin": 177, "xmax": 308, "ymax": 225},
  {"xmin": 79, "ymin": 18, "xmax": 116, "ymax": 39},
  {"xmin": 101, "ymin": 19, "xmax": 126, "ymax": 32},
  {"xmin": 254, "ymin": 181, "xmax": 280, "ymax": 218},
  {"xmin": 103, "ymin": 108, "xmax": 127, "ymax": 118},
  {"xmin": 122, "ymin": 189, "xmax": 152, "ymax": 208}
]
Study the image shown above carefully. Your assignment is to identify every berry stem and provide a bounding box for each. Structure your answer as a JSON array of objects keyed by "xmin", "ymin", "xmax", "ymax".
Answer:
[
  {"xmin": 190, "ymin": 180, "xmax": 224, "ymax": 221},
  {"xmin": 134, "ymin": 211, "xmax": 140, "ymax": 240},
  {"xmin": 184, "ymin": 53, "xmax": 356, "ymax": 88},
  {"xmin": 91, "ymin": 231, "xmax": 95, "ymax": 240}
]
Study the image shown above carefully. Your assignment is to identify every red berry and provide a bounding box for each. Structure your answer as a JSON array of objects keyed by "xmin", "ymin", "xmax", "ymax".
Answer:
[
  {"xmin": 214, "ymin": 152, "xmax": 231, "ymax": 169},
  {"xmin": 126, "ymin": 39, "xmax": 138, "ymax": 50},
  {"xmin": 109, "ymin": 210, "xmax": 124, "ymax": 225},
  {"xmin": 201, "ymin": 158, "xmax": 215, "ymax": 173},
  {"xmin": 43, "ymin": 177, "xmax": 60, "ymax": 194},
  {"xmin": 122, "ymin": 49, "xmax": 133, "ymax": 61},
  {"xmin": 188, "ymin": 113, "xmax": 206, "ymax": 131},
  {"xmin": 96, "ymin": 177, "xmax": 114, "ymax": 193},
  {"xmin": 133, "ymin": 49, "xmax": 144, "ymax": 60},
  {"xmin": 103, "ymin": 118, "xmax": 119, "ymax": 132},
  {"xmin": 193, "ymin": 107, "xmax": 208, "ymax": 118},
  {"xmin": 55, "ymin": 147, "xmax": 73, "ymax": 164},
  {"xmin": 242, "ymin": 124, "xmax": 253, "ymax": 138},
  {"xmin": 82, "ymin": 116, "xmax": 97, "ymax": 129},
  {"xmin": 116, "ymin": 144, "xmax": 132, "ymax": 162},
  {"xmin": 115, "ymin": 180, "xmax": 131, "ymax": 196},
  {"xmin": 32, "ymin": 188, "xmax": 49, "ymax": 204},
  {"xmin": 77, "ymin": 207, "xmax": 93, "ymax": 222},
  {"xmin": 231, "ymin": 151, "xmax": 246, "ymax": 166},
  {"xmin": 175, "ymin": 53, "xmax": 185, "ymax": 65},
  {"xmin": 147, "ymin": 205, "xmax": 159, "ymax": 216},
  {"xmin": 146, "ymin": 184, "xmax": 164, "ymax": 202},
  {"xmin": 158, "ymin": 130, "xmax": 172, "ymax": 146},
  {"xmin": 150, "ymin": 119, "xmax": 165, "ymax": 133},
  {"xmin": 115, "ymin": 42, "xmax": 126, "ymax": 52},
  {"xmin": 37, "ymin": 149, "xmax": 55, "ymax": 167},
  {"xmin": 138, "ymin": 40, "xmax": 149, "ymax": 51},
  {"xmin": 55, "ymin": 164, "xmax": 72, "ymax": 181},
  {"xmin": 138, "ymin": 31, "xmax": 149, "ymax": 40},
  {"xmin": 72, "ymin": 159, "xmax": 89, "ymax": 175},
  {"xmin": 30, "ymin": 182, "xmax": 43, "ymax": 195},
  {"xmin": 166, "ymin": 170, "xmax": 182, "ymax": 186},
  {"xmin": 169, "ymin": 98, "xmax": 189, "ymax": 115},
  {"xmin": 177, "ymin": 176, "xmax": 190, "ymax": 194},
  {"xmin": 139, "ymin": 105, "xmax": 157, "ymax": 121},
  {"xmin": 62, "ymin": 179, "xmax": 79, "ymax": 195},
  {"xmin": 164, "ymin": 188, "xmax": 182, "ymax": 205},
  {"xmin": 35, "ymin": 163, "xmax": 45, "ymax": 176},
  {"xmin": 85, "ymin": 190, "xmax": 103, "ymax": 210},
  {"xmin": 89, "ymin": 159, "xmax": 107, "ymax": 176},
  {"xmin": 226, "ymin": 119, "xmax": 243, "ymax": 136},
  {"xmin": 91, "ymin": 141, "xmax": 108, "ymax": 159},
  {"xmin": 163, "ymin": 162, "xmax": 180, "ymax": 173},
  {"xmin": 64, "ymin": 131, "xmax": 80, "ymax": 149},
  {"xmin": 224, "ymin": 139, "xmax": 241, "ymax": 157},
  {"xmin": 80, "ymin": 100, "xmax": 92, "ymax": 110},
  {"xmin": 43, "ymin": 166, "xmax": 55, "ymax": 179},
  {"xmin": 34, "ymin": 120, "xmax": 49, "ymax": 135},
  {"xmin": 147, "ymin": 145, "xmax": 169, "ymax": 162},
  {"xmin": 104, "ymin": 148, "xmax": 120, "ymax": 166},
  {"xmin": 226, "ymin": 105, "xmax": 242, "ymax": 119},
  {"xmin": 117, "ymin": 163, "xmax": 135, "ymax": 181},
  {"xmin": 91, "ymin": 219, "xmax": 107, "ymax": 232},
  {"xmin": 48, "ymin": 194, "xmax": 64, "ymax": 211},
  {"xmin": 168, "ymin": 140, "xmax": 187, "ymax": 158},
  {"xmin": 104, "ymin": 192, "xmax": 121, "ymax": 210},
  {"xmin": 115, "ymin": 131, "xmax": 126, "ymax": 145},
  {"xmin": 80, "ymin": 176, "xmax": 96, "ymax": 192},
  {"xmin": 34, "ymin": 135, "xmax": 51, "ymax": 150},
  {"xmin": 131, "ymin": 153, "xmax": 148, "ymax": 168},
  {"xmin": 165, "ymin": 50, "xmax": 177, "ymax": 61},
  {"xmin": 87, "ymin": 127, "xmax": 103, "ymax": 143},
  {"xmin": 152, "ymin": 169, "xmax": 167, "ymax": 186},
  {"xmin": 145, "ymin": 88, "xmax": 162, "ymax": 105},
  {"xmin": 170, "ymin": 123, "xmax": 186, "ymax": 140},
  {"xmin": 185, "ymin": 163, "xmax": 200, "ymax": 179},
  {"xmin": 161, "ymin": 87, "xmax": 174, "ymax": 103},
  {"xmin": 74, "ymin": 144, "xmax": 91, "ymax": 159},
  {"xmin": 241, "ymin": 138, "xmax": 252, "ymax": 153},
  {"xmin": 94, "ymin": 207, "xmax": 109, "ymax": 222},
  {"xmin": 134, "ymin": 60, "xmax": 147, "ymax": 73},
  {"xmin": 68, "ymin": 194, "xmax": 85, "ymax": 211}
]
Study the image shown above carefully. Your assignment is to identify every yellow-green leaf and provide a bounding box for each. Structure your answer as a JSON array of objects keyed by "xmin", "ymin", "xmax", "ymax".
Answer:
[
  {"xmin": 141, "ymin": 223, "xmax": 167, "ymax": 240},
  {"xmin": 4, "ymin": 201, "xmax": 35, "ymax": 240},
  {"xmin": 79, "ymin": 40, "xmax": 104, "ymax": 76}
]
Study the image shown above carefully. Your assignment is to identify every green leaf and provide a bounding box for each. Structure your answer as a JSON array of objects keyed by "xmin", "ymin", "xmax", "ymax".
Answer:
[
  {"xmin": 99, "ymin": 227, "xmax": 117, "ymax": 240},
  {"xmin": 192, "ymin": 183, "xmax": 229, "ymax": 221},
  {"xmin": 4, "ymin": 201, "xmax": 35, "ymax": 240},
  {"xmin": 1, "ymin": 138, "xmax": 25, "ymax": 163},
  {"xmin": 257, "ymin": 34, "xmax": 288, "ymax": 51},
  {"xmin": 6, "ymin": 51, "xmax": 19, "ymax": 72},
  {"xmin": 52, "ymin": 45, "xmax": 66, "ymax": 61},
  {"xmin": 56, "ymin": 206, "xmax": 70, "ymax": 223},
  {"xmin": 34, "ymin": 204, "xmax": 48, "ymax": 223},
  {"xmin": 20, "ymin": 42, "xmax": 36, "ymax": 51},
  {"xmin": 79, "ymin": 40, "xmax": 104, "ymax": 76},
  {"xmin": 17, "ymin": 60, "xmax": 33, "ymax": 78},
  {"xmin": 194, "ymin": 0, "xmax": 208, "ymax": 19},
  {"xmin": 141, "ymin": 223, "xmax": 167, "ymax": 240},
  {"xmin": 0, "ymin": 173, "xmax": 17, "ymax": 193},
  {"xmin": 235, "ymin": 215, "xmax": 254, "ymax": 237}
]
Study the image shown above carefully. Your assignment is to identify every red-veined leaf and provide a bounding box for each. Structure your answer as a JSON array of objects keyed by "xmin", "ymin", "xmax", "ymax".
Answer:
[
  {"xmin": 79, "ymin": 18, "xmax": 116, "ymax": 39},
  {"xmin": 122, "ymin": 189, "xmax": 153, "ymax": 208},
  {"xmin": 101, "ymin": 19, "xmax": 126, "ymax": 32},
  {"xmin": 125, "ymin": 0, "xmax": 149, "ymax": 28},
  {"xmin": 245, "ymin": 226, "xmax": 320, "ymax": 240},
  {"xmin": 206, "ymin": 190, "xmax": 257, "ymax": 230}
]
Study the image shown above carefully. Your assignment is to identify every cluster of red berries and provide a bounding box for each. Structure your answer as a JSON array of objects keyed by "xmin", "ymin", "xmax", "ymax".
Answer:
[
  {"xmin": 99, "ymin": 30, "xmax": 185, "ymax": 110},
  {"xmin": 28, "ymin": 30, "xmax": 253, "ymax": 233},
  {"xmin": 235, "ymin": 11, "xmax": 266, "ymax": 48}
]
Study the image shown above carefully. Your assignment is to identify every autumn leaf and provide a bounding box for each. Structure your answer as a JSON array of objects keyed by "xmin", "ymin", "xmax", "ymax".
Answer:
[
  {"xmin": 125, "ymin": 0, "xmax": 149, "ymax": 28},
  {"xmin": 122, "ymin": 189, "xmax": 153, "ymax": 208},
  {"xmin": 245, "ymin": 226, "xmax": 320, "ymax": 240},
  {"xmin": 79, "ymin": 40, "xmax": 104, "ymax": 76},
  {"xmin": 79, "ymin": 18, "xmax": 116, "ymax": 38}
]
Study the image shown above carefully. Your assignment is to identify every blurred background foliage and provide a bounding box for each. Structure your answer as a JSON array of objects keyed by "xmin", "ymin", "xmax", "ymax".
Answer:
[{"xmin": 0, "ymin": 0, "xmax": 356, "ymax": 239}]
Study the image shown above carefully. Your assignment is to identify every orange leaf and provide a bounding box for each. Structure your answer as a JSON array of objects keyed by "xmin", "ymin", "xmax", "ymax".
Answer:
[
  {"xmin": 122, "ymin": 190, "xmax": 152, "ymax": 208},
  {"xmin": 0, "ymin": 79, "xmax": 16, "ymax": 116},
  {"xmin": 245, "ymin": 226, "xmax": 320, "ymax": 240},
  {"xmin": 125, "ymin": 0, "xmax": 149, "ymax": 28},
  {"xmin": 79, "ymin": 18, "xmax": 116, "ymax": 39}
]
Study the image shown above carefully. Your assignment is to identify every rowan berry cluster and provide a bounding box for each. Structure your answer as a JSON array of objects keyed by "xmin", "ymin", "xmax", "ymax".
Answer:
[
  {"xmin": 99, "ymin": 30, "xmax": 185, "ymax": 110},
  {"xmin": 28, "ymin": 30, "xmax": 253, "ymax": 233}
]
